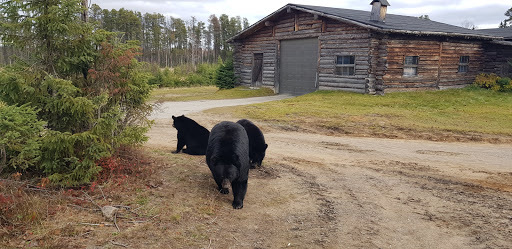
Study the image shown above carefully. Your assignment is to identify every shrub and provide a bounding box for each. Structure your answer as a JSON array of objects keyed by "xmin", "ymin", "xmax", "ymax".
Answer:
[
  {"xmin": 0, "ymin": 41, "xmax": 152, "ymax": 187},
  {"xmin": 473, "ymin": 73, "xmax": 500, "ymax": 91},
  {"xmin": 0, "ymin": 104, "xmax": 46, "ymax": 174},
  {"xmin": 473, "ymin": 73, "xmax": 512, "ymax": 92},
  {"xmin": 215, "ymin": 59, "xmax": 236, "ymax": 89},
  {"xmin": 148, "ymin": 63, "xmax": 219, "ymax": 88},
  {"xmin": 497, "ymin": 77, "xmax": 512, "ymax": 92}
]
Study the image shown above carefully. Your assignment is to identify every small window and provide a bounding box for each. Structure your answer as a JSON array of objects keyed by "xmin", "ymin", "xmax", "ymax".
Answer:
[
  {"xmin": 458, "ymin": 56, "xmax": 469, "ymax": 73},
  {"xmin": 335, "ymin": 55, "xmax": 356, "ymax": 76},
  {"xmin": 404, "ymin": 56, "xmax": 419, "ymax": 76}
]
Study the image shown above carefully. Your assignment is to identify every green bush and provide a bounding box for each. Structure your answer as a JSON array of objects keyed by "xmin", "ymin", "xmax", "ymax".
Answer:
[
  {"xmin": 473, "ymin": 73, "xmax": 512, "ymax": 92},
  {"xmin": 148, "ymin": 63, "xmax": 219, "ymax": 88},
  {"xmin": 0, "ymin": 42, "xmax": 152, "ymax": 186},
  {"xmin": 215, "ymin": 59, "xmax": 236, "ymax": 89},
  {"xmin": 0, "ymin": 104, "xmax": 46, "ymax": 174},
  {"xmin": 473, "ymin": 73, "xmax": 500, "ymax": 90},
  {"xmin": 497, "ymin": 77, "xmax": 512, "ymax": 92}
]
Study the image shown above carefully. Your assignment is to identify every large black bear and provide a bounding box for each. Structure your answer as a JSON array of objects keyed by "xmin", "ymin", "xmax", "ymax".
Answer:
[
  {"xmin": 206, "ymin": 121, "xmax": 250, "ymax": 209},
  {"xmin": 236, "ymin": 119, "xmax": 268, "ymax": 168},
  {"xmin": 172, "ymin": 115, "xmax": 210, "ymax": 155}
]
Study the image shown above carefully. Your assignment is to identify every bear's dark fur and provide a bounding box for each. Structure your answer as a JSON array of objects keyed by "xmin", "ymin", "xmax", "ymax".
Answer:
[
  {"xmin": 206, "ymin": 121, "xmax": 250, "ymax": 209},
  {"xmin": 172, "ymin": 115, "xmax": 210, "ymax": 155},
  {"xmin": 236, "ymin": 119, "xmax": 268, "ymax": 168}
]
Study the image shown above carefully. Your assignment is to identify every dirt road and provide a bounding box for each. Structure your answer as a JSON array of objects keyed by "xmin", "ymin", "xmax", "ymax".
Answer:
[{"xmin": 146, "ymin": 104, "xmax": 512, "ymax": 249}]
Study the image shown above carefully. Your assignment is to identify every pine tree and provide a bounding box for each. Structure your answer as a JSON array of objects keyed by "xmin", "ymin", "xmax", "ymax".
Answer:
[{"xmin": 0, "ymin": 0, "xmax": 152, "ymax": 186}]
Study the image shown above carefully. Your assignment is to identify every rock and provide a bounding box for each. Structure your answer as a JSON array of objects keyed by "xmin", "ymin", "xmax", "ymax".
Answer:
[{"xmin": 101, "ymin": 206, "xmax": 119, "ymax": 221}]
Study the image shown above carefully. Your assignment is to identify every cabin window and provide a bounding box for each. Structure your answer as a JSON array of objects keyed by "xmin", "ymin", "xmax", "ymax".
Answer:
[
  {"xmin": 458, "ymin": 56, "xmax": 469, "ymax": 73},
  {"xmin": 335, "ymin": 55, "xmax": 355, "ymax": 76},
  {"xmin": 403, "ymin": 56, "xmax": 419, "ymax": 76}
]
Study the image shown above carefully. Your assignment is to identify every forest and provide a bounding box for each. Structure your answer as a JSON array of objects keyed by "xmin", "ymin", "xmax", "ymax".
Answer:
[{"xmin": 0, "ymin": 3, "xmax": 249, "ymax": 67}]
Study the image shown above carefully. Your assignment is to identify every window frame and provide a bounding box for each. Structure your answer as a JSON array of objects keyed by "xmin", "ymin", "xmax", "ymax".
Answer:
[
  {"xmin": 403, "ymin": 56, "xmax": 419, "ymax": 77},
  {"xmin": 458, "ymin": 56, "xmax": 470, "ymax": 73},
  {"xmin": 335, "ymin": 55, "xmax": 356, "ymax": 76}
]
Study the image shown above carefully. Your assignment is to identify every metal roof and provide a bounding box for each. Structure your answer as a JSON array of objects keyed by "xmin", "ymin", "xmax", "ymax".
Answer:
[{"xmin": 228, "ymin": 3, "xmax": 499, "ymax": 42}]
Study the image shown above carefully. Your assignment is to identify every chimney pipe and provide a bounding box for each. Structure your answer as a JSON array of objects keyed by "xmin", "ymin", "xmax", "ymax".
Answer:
[{"xmin": 370, "ymin": 0, "xmax": 390, "ymax": 22}]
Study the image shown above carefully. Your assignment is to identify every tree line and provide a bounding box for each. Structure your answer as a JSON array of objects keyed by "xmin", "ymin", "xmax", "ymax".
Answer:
[{"xmin": 0, "ymin": 3, "xmax": 249, "ymax": 67}]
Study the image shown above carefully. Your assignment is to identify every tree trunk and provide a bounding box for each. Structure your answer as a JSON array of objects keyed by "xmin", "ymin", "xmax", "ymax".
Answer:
[
  {"xmin": 82, "ymin": 0, "xmax": 88, "ymax": 22},
  {"xmin": 0, "ymin": 144, "xmax": 6, "ymax": 174}
]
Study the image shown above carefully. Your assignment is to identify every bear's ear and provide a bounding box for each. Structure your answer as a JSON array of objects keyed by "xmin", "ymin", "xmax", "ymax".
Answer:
[
  {"xmin": 172, "ymin": 115, "xmax": 176, "ymax": 120},
  {"xmin": 264, "ymin": 144, "xmax": 268, "ymax": 149}
]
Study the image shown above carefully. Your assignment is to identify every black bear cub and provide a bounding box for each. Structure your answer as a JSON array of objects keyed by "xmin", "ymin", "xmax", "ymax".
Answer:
[
  {"xmin": 172, "ymin": 115, "xmax": 210, "ymax": 155},
  {"xmin": 206, "ymin": 121, "xmax": 250, "ymax": 209},
  {"xmin": 236, "ymin": 119, "xmax": 268, "ymax": 168}
]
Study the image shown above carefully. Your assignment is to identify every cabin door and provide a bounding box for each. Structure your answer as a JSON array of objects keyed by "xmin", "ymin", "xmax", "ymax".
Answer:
[
  {"xmin": 279, "ymin": 38, "xmax": 319, "ymax": 95},
  {"xmin": 252, "ymin": 53, "xmax": 263, "ymax": 87}
]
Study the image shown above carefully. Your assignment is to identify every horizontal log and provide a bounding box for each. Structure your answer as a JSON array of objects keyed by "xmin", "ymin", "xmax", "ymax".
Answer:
[
  {"xmin": 318, "ymin": 86, "xmax": 366, "ymax": 93},
  {"xmin": 319, "ymin": 77, "xmax": 367, "ymax": 84},
  {"xmin": 320, "ymin": 81, "xmax": 366, "ymax": 88},
  {"xmin": 319, "ymin": 73, "xmax": 367, "ymax": 79}
]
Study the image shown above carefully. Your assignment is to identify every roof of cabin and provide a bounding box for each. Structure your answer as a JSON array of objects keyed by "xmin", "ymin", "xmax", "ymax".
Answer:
[
  {"xmin": 228, "ymin": 3, "xmax": 500, "ymax": 42},
  {"xmin": 477, "ymin": 27, "xmax": 512, "ymax": 40}
]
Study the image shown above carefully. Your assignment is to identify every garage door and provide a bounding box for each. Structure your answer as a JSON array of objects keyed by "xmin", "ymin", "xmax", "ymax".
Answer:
[{"xmin": 279, "ymin": 38, "xmax": 319, "ymax": 95}]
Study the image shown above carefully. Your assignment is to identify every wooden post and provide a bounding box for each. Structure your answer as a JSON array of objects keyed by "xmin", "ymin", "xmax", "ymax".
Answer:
[
  {"xmin": 294, "ymin": 14, "xmax": 299, "ymax": 31},
  {"xmin": 437, "ymin": 41, "xmax": 443, "ymax": 88},
  {"xmin": 275, "ymin": 41, "xmax": 281, "ymax": 93}
]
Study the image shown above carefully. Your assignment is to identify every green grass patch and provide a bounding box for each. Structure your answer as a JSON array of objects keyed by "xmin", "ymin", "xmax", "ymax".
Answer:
[
  {"xmin": 210, "ymin": 87, "xmax": 512, "ymax": 139},
  {"xmin": 150, "ymin": 86, "xmax": 275, "ymax": 102}
]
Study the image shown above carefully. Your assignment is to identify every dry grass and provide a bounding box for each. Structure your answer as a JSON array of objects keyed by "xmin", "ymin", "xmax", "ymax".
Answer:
[
  {"xmin": 0, "ymin": 148, "xmax": 226, "ymax": 248},
  {"xmin": 150, "ymin": 86, "xmax": 275, "ymax": 102}
]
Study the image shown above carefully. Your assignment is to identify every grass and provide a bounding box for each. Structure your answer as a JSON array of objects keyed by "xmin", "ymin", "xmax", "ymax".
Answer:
[
  {"xmin": 208, "ymin": 87, "xmax": 512, "ymax": 142},
  {"xmin": 149, "ymin": 86, "xmax": 275, "ymax": 102}
]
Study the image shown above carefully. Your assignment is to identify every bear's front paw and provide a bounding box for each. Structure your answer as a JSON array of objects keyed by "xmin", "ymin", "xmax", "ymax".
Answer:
[
  {"xmin": 219, "ymin": 188, "xmax": 229, "ymax": 194},
  {"xmin": 232, "ymin": 201, "xmax": 243, "ymax": 209},
  {"xmin": 172, "ymin": 150, "xmax": 179, "ymax": 154}
]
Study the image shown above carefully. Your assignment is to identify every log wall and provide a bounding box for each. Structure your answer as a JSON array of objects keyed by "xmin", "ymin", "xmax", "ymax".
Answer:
[
  {"xmin": 233, "ymin": 9, "xmax": 487, "ymax": 94},
  {"xmin": 383, "ymin": 36, "xmax": 483, "ymax": 91},
  {"xmin": 438, "ymin": 41, "xmax": 483, "ymax": 89},
  {"xmin": 483, "ymin": 43, "xmax": 512, "ymax": 77},
  {"xmin": 233, "ymin": 11, "xmax": 371, "ymax": 93}
]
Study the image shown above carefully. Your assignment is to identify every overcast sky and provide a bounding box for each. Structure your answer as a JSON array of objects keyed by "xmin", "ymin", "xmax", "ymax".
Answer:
[{"xmin": 90, "ymin": 0, "xmax": 510, "ymax": 29}]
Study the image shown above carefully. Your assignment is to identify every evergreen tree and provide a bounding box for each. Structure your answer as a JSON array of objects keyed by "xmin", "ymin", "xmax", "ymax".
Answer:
[
  {"xmin": 215, "ymin": 59, "xmax": 235, "ymax": 89},
  {"xmin": 0, "ymin": 0, "xmax": 152, "ymax": 186}
]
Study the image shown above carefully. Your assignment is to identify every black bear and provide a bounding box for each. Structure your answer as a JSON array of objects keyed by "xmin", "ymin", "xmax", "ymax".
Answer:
[
  {"xmin": 172, "ymin": 115, "xmax": 210, "ymax": 155},
  {"xmin": 236, "ymin": 119, "xmax": 268, "ymax": 168},
  {"xmin": 206, "ymin": 121, "xmax": 250, "ymax": 209}
]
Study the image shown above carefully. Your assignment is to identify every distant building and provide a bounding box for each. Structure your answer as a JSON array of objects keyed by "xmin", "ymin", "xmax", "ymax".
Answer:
[{"xmin": 229, "ymin": 1, "xmax": 511, "ymax": 95}]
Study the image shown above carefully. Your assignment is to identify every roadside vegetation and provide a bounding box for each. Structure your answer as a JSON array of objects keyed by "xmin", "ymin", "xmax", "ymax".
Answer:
[
  {"xmin": 150, "ymin": 86, "xmax": 275, "ymax": 102},
  {"xmin": 209, "ymin": 87, "xmax": 512, "ymax": 143}
]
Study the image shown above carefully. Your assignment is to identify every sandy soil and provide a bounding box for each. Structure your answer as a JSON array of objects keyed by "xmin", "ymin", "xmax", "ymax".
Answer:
[{"xmin": 144, "ymin": 110, "xmax": 512, "ymax": 249}]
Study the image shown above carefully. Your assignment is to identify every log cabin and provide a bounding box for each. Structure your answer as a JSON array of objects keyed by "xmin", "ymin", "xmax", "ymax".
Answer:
[
  {"xmin": 228, "ymin": 1, "xmax": 509, "ymax": 95},
  {"xmin": 479, "ymin": 27, "xmax": 512, "ymax": 77}
]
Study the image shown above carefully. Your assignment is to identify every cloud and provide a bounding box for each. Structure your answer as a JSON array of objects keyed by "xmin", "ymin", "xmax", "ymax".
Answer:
[{"xmin": 90, "ymin": 0, "xmax": 509, "ymax": 29}]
